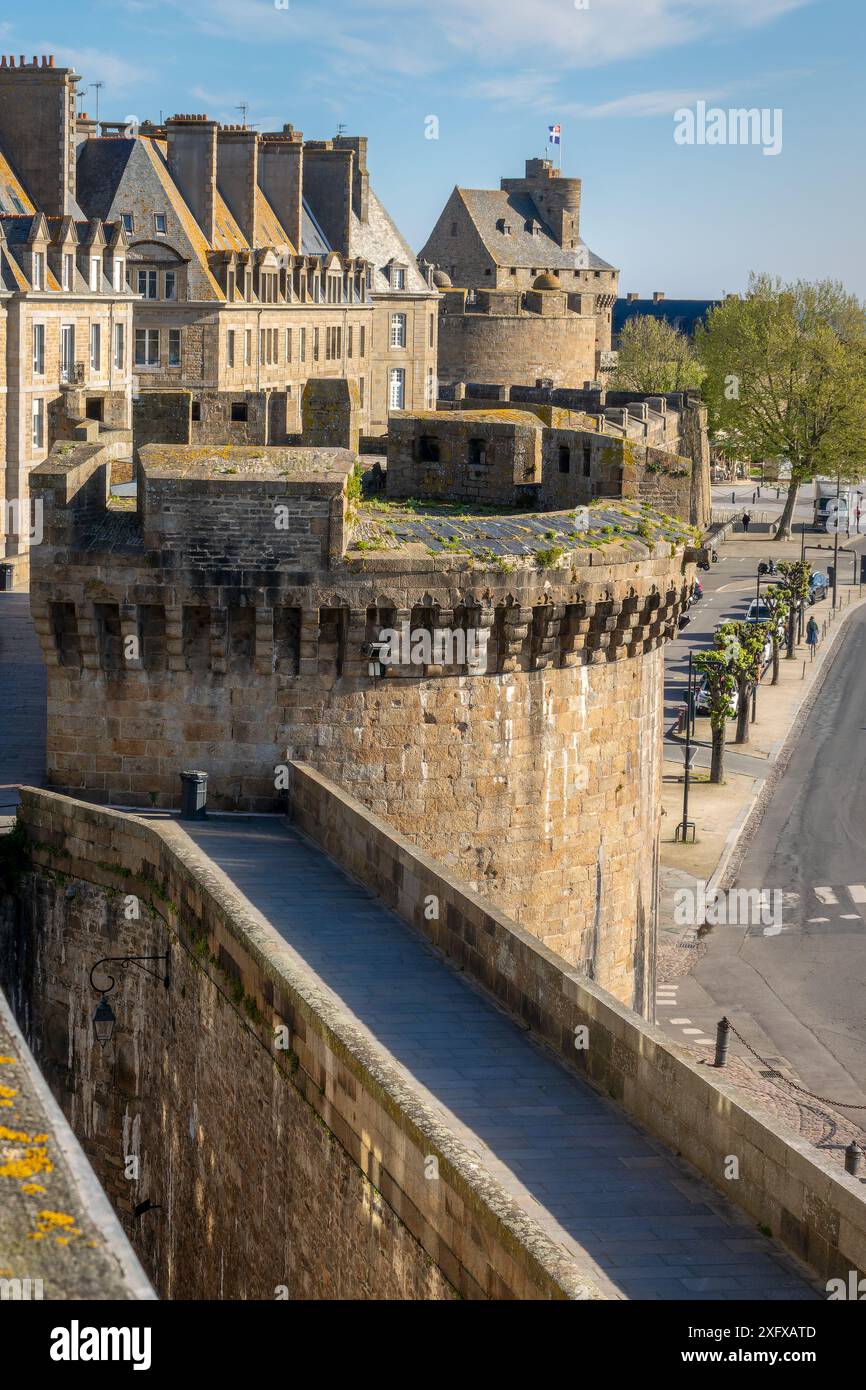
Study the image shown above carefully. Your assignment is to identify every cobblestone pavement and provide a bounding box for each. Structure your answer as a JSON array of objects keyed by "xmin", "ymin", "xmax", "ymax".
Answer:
[
  {"xmin": 0, "ymin": 592, "xmax": 46, "ymax": 815},
  {"xmin": 180, "ymin": 814, "xmax": 821, "ymax": 1302}
]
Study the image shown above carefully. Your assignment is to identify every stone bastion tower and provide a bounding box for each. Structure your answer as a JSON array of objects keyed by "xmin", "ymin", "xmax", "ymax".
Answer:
[{"xmin": 28, "ymin": 439, "xmax": 698, "ymax": 1017}]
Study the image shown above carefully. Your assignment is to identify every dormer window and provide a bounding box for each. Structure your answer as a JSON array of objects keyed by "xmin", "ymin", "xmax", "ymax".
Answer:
[
  {"xmin": 90, "ymin": 256, "xmax": 101, "ymax": 291},
  {"xmin": 112, "ymin": 259, "xmax": 125, "ymax": 292},
  {"xmin": 62, "ymin": 253, "xmax": 73, "ymax": 291},
  {"xmin": 227, "ymin": 268, "xmax": 236, "ymax": 300},
  {"xmin": 121, "ymin": 213, "xmax": 134, "ymax": 234},
  {"xmin": 32, "ymin": 251, "xmax": 44, "ymax": 290},
  {"xmin": 496, "ymin": 218, "xmax": 512, "ymax": 235},
  {"xmin": 154, "ymin": 213, "xmax": 167, "ymax": 235},
  {"xmin": 8, "ymin": 188, "xmax": 25, "ymax": 214},
  {"xmin": 392, "ymin": 266, "xmax": 406, "ymax": 290}
]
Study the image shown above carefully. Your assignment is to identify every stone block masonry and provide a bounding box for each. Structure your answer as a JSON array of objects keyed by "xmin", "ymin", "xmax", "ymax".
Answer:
[{"xmin": 4, "ymin": 788, "xmax": 601, "ymax": 1301}]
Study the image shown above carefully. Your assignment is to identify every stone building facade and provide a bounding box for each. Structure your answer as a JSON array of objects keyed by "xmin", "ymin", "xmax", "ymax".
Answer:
[
  {"xmin": 74, "ymin": 117, "xmax": 437, "ymax": 441},
  {"xmin": 0, "ymin": 56, "xmax": 134, "ymax": 585},
  {"xmin": 420, "ymin": 158, "xmax": 619, "ymax": 378},
  {"xmin": 28, "ymin": 439, "xmax": 697, "ymax": 1014}
]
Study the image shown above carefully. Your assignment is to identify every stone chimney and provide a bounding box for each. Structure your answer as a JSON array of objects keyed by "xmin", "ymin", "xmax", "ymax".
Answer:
[
  {"xmin": 652, "ymin": 291, "xmax": 665, "ymax": 303},
  {"xmin": 166, "ymin": 115, "xmax": 219, "ymax": 244},
  {"xmin": 333, "ymin": 134, "xmax": 369, "ymax": 224},
  {"xmin": 217, "ymin": 125, "xmax": 260, "ymax": 246},
  {"xmin": 259, "ymin": 126, "xmax": 304, "ymax": 251},
  {"xmin": 626, "ymin": 291, "xmax": 639, "ymax": 303},
  {"xmin": 0, "ymin": 55, "xmax": 78, "ymax": 215},
  {"xmin": 302, "ymin": 141, "xmax": 354, "ymax": 257}
]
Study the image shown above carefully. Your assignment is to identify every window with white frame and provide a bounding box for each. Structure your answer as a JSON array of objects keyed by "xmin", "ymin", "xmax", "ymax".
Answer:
[
  {"xmin": 347, "ymin": 325, "xmax": 353, "ymax": 359},
  {"xmin": 390, "ymin": 313, "xmax": 407, "ymax": 349},
  {"xmin": 113, "ymin": 258, "xmax": 125, "ymax": 292},
  {"xmin": 393, "ymin": 267, "xmax": 406, "ymax": 290},
  {"xmin": 168, "ymin": 328, "xmax": 181, "ymax": 367},
  {"xmin": 164, "ymin": 270, "xmax": 176, "ymax": 301},
  {"xmin": 114, "ymin": 322, "xmax": 124, "ymax": 370},
  {"xmin": 90, "ymin": 257, "xmax": 101, "ymax": 291},
  {"xmin": 137, "ymin": 269, "xmax": 157, "ymax": 299},
  {"xmin": 299, "ymin": 327, "xmax": 306, "ymax": 362},
  {"xmin": 285, "ymin": 327, "xmax": 292, "ymax": 363},
  {"xmin": 244, "ymin": 329, "xmax": 252, "ymax": 366},
  {"xmin": 227, "ymin": 329, "xmax": 235, "ymax": 368},
  {"xmin": 388, "ymin": 367, "xmax": 405, "ymax": 410},
  {"xmin": 31, "ymin": 397, "xmax": 44, "ymax": 451},
  {"xmin": 360, "ymin": 325, "xmax": 366, "ymax": 357},
  {"xmin": 60, "ymin": 324, "xmax": 74, "ymax": 381},
  {"xmin": 32, "ymin": 323, "xmax": 45, "ymax": 376},
  {"xmin": 32, "ymin": 251, "xmax": 44, "ymax": 290},
  {"xmin": 154, "ymin": 213, "xmax": 167, "ymax": 235},
  {"xmin": 90, "ymin": 323, "xmax": 101, "ymax": 373},
  {"xmin": 121, "ymin": 213, "xmax": 134, "ymax": 234},
  {"xmin": 134, "ymin": 328, "xmax": 160, "ymax": 367},
  {"xmin": 62, "ymin": 253, "xmax": 73, "ymax": 291},
  {"xmin": 426, "ymin": 366, "xmax": 435, "ymax": 408}
]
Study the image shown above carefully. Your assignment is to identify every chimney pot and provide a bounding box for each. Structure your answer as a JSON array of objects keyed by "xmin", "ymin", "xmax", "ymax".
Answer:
[
  {"xmin": 626, "ymin": 291, "xmax": 638, "ymax": 302},
  {"xmin": 20, "ymin": 56, "xmax": 25, "ymax": 66},
  {"xmin": 652, "ymin": 291, "xmax": 665, "ymax": 302},
  {"xmin": 49, "ymin": 55, "xmax": 55, "ymax": 66}
]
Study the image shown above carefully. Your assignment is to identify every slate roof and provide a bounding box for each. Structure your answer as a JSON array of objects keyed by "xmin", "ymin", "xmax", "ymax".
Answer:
[
  {"xmin": 458, "ymin": 188, "xmax": 615, "ymax": 273},
  {"xmin": 76, "ymin": 139, "xmax": 136, "ymax": 220},
  {"xmin": 301, "ymin": 199, "xmax": 330, "ymax": 256},
  {"xmin": 349, "ymin": 186, "xmax": 431, "ymax": 294},
  {"xmin": 613, "ymin": 298, "xmax": 718, "ymax": 338}
]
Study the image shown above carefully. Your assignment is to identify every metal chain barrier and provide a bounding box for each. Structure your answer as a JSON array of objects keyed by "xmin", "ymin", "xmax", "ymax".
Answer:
[{"xmin": 718, "ymin": 1016, "xmax": 866, "ymax": 1111}]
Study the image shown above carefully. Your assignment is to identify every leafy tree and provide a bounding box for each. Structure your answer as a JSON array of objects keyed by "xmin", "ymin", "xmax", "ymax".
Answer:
[
  {"xmin": 696, "ymin": 275, "xmax": 866, "ymax": 539},
  {"xmin": 715, "ymin": 621, "xmax": 770, "ymax": 744},
  {"xmin": 609, "ymin": 315, "xmax": 705, "ymax": 393},
  {"xmin": 693, "ymin": 652, "xmax": 736, "ymax": 784},
  {"xmin": 776, "ymin": 560, "xmax": 812, "ymax": 657}
]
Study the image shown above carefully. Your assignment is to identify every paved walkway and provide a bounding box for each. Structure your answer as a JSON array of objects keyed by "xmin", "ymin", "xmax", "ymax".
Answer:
[
  {"xmin": 0, "ymin": 591, "xmax": 46, "ymax": 814},
  {"xmin": 180, "ymin": 815, "xmax": 820, "ymax": 1301}
]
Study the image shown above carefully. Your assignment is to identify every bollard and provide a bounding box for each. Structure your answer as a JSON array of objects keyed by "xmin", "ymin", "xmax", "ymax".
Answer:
[
  {"xmin": 844, "ymin": 1142, "xmax": 863, "ymax": 1178},
  {"xmin": 713, "ymin": 1017, "xmax": 731, "ymax": 1068},
  {"xmin": 180, "ymin": 769, "xmax": 208, "ymax": 820},
  {"xmin": 802, "ymin": 660, "xmax": 806, "ymax": 679}
]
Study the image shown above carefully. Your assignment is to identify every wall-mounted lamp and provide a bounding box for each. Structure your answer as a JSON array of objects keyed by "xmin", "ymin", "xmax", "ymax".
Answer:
[{"xmin": 89, "ymin": 951, "xmax": 170, "ymax": 1048}]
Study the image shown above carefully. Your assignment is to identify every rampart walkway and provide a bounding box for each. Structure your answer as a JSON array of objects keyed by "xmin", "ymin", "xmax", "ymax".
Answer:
[{"xmin": 181, "ymin": 815, "xmax": 819, "ymax": 1301}]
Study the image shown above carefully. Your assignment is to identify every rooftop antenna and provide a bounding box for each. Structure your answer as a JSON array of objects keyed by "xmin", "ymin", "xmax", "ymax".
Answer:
[
  {"xmin": 237, "ymin": 101, "xmax": 249, "ymax": 127},
  {"xmin": 336, "ymin": 122, "xmax": 346, "ymax": 138},
  {"xmin": 91, "ymin": 81, "xmax": 104, "ymax": 128}
]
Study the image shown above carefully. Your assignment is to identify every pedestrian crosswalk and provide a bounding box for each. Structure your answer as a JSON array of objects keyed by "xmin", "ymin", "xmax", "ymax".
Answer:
[{"xmin": 742, "ymin": 884, "xmax": 866, "ymax": 933}]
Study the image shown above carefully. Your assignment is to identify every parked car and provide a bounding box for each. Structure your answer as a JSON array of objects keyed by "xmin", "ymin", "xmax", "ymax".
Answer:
[
  {"xmin": 809, "ymin": 570, "xmax": 829, "ymax": 603},
  {"xmin": 695, "ymin": 679, "xmax": 739, "ymax": 717},
  {"xmin": 745, "ymin": 598, "xmax": 773, "ymax": 623}
]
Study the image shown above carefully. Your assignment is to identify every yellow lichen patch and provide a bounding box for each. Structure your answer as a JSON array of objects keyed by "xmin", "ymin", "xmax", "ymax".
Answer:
[
  {"xmin": 0, "ymin": 1125, "xmax": 31, "ymax": 1143},
  {"xmin": 0, "ymin": 1139, "xmax": 54, "ymax": 1181},
  {"xmin": 20, "ymin": 1182, "xmax": 46, "ymax": 1195},
  {"xmin": 29, "ymin": 1210, "xmax": 83, "ymax": 1244},
  {"xmin": 0, "ymin": 1056, "xmax": 17, "ymax": 1064}
]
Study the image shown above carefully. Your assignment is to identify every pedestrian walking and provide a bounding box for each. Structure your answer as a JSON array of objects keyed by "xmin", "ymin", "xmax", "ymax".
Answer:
[
  {"xmin": 806, "ymin": 616, "xmax": 819, "ymax": 650},
  {"xmin": 741, "ymin": 510, "xmax": 751, "ymax": 533},
  {"xmin": 856, "ymin": 506, "xmax": 861, "ymax": 534}
]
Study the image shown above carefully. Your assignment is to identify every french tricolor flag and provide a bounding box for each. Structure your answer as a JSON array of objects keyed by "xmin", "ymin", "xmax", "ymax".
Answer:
[{"xmin": 548, "ymin": 124, "xmax": 561, "ymax": 145}]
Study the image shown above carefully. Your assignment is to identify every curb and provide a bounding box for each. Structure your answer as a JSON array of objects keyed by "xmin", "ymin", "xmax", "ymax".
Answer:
[{"xmin": 714, "ymin": 591, "xmax": 866, "ymax": 892}]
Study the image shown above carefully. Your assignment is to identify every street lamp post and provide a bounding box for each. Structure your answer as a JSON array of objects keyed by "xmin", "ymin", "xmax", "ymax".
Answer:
[{"xmin": 676, "ymin": 652, "xmax": 697, "ymax": 843}]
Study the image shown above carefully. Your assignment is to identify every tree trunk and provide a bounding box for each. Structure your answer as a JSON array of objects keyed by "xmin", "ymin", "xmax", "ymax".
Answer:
[
  {"xmin": 772, "ymin": 636, "xmax": 780, "ymax": 685},
  {"xmin": 775, "ymin": 476, "xmax": 800, "ymax": 541},
  {"xmin": 786, "ymin": 603, "xmax": 796, "ymax": 658},
  {"xmin": 735, "ymin": 681, "xmax": 750, "ymax": 743},
  {"xmin": 710, "ymin": 722, "xmax": 725, "ymax": 784}
]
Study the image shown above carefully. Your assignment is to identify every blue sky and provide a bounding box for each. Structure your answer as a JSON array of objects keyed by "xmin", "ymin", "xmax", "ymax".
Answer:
[{"xmin": 10, "ymin": 0, "xmax": 865, "ymax": 297}]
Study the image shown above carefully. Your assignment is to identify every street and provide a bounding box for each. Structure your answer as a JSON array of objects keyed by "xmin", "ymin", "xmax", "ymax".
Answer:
[{"xmin": 659, "ymin": 481, "xmax": 866, "ymax": 1122}]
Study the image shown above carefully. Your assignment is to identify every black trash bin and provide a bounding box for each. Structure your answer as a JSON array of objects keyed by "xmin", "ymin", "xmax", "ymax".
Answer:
[
  {"xmin": 0, "ymin": 564, "xmax": 13, "ymax": 592},
  {"xmin": 180, "ymin": 769, "xmax": 208, "ymax": 820}
]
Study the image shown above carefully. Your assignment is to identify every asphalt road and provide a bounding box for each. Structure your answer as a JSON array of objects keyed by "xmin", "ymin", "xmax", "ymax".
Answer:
[
  {"xmin": 690, "ymin": 604, "xmax": 866, "ymax": 1113},
  {"xmin": 661, "ymin": 483, "xmax": 866, "ymax": 1117}
]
